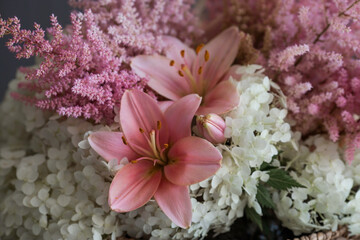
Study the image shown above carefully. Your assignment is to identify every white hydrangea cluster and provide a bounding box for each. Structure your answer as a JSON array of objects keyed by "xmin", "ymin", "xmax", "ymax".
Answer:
[
  {"xmin": 221, "ymin": 65, "xmax": 292, "ymax": 215},
  {"xmin": 0, "ymin": 65, "xmax": 292, "ymax": 240},
  {"xmin": 273, "ymin": 136, "xmax": 360, "ymax": 236},
  {"xmin": 0, "ymin": 73, "xmax": 120, "ymax": 240}
]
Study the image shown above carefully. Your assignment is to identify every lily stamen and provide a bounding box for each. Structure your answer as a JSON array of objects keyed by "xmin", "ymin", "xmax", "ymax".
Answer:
[
  {"xmin": 180, "ymin": 49, "xmax": 185, "ymax": 58},
  {"xmin": 159, "ymin": 143, "xmax": 169, "ymax": 162},
  {"xmin": 196, "ymin": 43, "xmax": 204, "ymax": 54},
  {"xmin": 122, "ymin": 136, "xmax": 128, "ymax": 145},
  {"xmin": 132, "ymin": 156, "xmax": 163, "ymax": 165},
  {"xmin": 149, "ymin": 130, "xmax": 160, "ymax": 159},
  {"xmin": 180, "ymin": 64, "xmax": 198, "ymax": 93},
  {"xmin": 204, "ymin": 50, "xmax": 210, "ymax": 62}
]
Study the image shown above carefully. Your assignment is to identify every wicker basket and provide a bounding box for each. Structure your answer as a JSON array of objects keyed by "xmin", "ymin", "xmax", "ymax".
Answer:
[{"xmin": 291, "ymin": 226, "xmax": 360, "ymax": 240}]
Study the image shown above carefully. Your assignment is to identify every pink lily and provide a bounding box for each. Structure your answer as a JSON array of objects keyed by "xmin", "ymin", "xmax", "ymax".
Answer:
[
  {"xmin": 131, "ymin": 26, "xmax": 241, "ymax": 115},
  {"xmin": 196, "ymin": 113, "xmax": 227, "ymax": 144},
  {"xmin": 88, "ymin": 90, "xmax": 222, "ymax": 228}
]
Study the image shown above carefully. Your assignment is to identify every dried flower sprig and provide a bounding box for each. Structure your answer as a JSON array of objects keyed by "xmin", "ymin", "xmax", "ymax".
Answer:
[
  {"xmin": 204, "ymin": 0, "xmax": 360, "ymax": 162},
  {"xmin": 0, "ymin": 0, "xmax": 200, "ymax": 123}
]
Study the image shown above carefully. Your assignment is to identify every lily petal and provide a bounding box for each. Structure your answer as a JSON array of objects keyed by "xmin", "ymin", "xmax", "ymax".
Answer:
[
  {"xmin": 109, "ymin": 161, "xmax": 162, "ymax": 212},
  {"xmin": 158, "ymin": 100, "xmax": 173, "ymax": 113},
  {"xmin": 154, "ymin": 178, "xmax": 192, "ymax": 228},
  {"xmin": 194, "ymin": 26, "xmax": 241, "ymax": 89},
  {"xmin": 197, "ymin": 80, "xmax": 240, "ymax": 115},
  {"xmin": 164, "ymin": 94, "xmax": 201, "ymax": 144},
  {"xmin": 165, "ymin": 136, "xmax": 222, "ymax": 186},
  {"xmin": 131, "ymin": 55, "xmax": 190, "ymax": 100},
  {"xmin": 120, "ymin": 90, "xmax": 169, "ymax": 156},
  {"xmin": 162, "ymin": 36, "xmax": 196, "ymax": 68},
  {"xmin": 222, "ymin": 65, "xmax": 242, "ymax": 82},
  {"xmin": 88, "ymin": 131, "xmax": 139, "ymax": 162}
]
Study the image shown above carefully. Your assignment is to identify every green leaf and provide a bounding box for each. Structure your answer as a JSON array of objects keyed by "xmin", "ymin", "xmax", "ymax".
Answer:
[
  {"xmin": 272, "ymin": 150, "xmax": 283, "ymax": 160},
  {"xmin": 256, "ymin": 184, "xmax": 275, "ymax": 209},
  {"xmin": 260, "ymin": 162, "xmax": 277, "ymax": 171},
  {"xmin": 245, "ymin": 206, "xmax": 263, "ymax": 231},
  {"xmin": 267, "ymin": 168, "xmax": 305, "ymax": 190}
]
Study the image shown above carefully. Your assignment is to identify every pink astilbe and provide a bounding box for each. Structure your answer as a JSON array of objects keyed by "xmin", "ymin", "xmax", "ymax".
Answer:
[
  {"xmin": 204, "ymin": 0, "xmax": 360, "ymax": 162},
  {"xmin": 69, "ymin": 0, "xmax": 200, "ymax": 49},
  {"xmin": 1, "ymin": 0, "xmax": 200, "ymax": 123},
  {"xmin": 269, "ymin": 44, "xmax": 310, "ymax": 71}
]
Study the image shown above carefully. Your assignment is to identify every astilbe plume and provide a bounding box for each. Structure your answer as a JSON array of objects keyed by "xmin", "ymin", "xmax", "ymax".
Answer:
[
  {"xmin": 68, "ymin": 0, "xmax": 199, "ymax": 48},
  {"xmin": 204, "ymin": 0, "xmax": 360, "ymax": 162},
  {"xmin": 0, "ymin": 0, "xmax": 199, "ymax": 123}
]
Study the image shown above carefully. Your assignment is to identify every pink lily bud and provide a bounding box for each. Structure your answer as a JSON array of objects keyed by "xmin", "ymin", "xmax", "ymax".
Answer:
[{"xmin": 196, "ymin": 114, "xmax": 226, "ymax": 144}]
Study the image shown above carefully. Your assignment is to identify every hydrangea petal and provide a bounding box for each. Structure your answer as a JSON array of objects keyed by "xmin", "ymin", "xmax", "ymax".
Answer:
[
  {"xmin": 164, "ymin": 94, "xmax": 201, "ymax": 144},
  {"xmin": 109, "ymin": 161, "xmax": 162, "ymax": 212},
  {"xmin": 154, "ymin": 178, "xmax": 192, "ymax": 228},
  {"xmin": 88, "ymin": 131, "xmax": 139, "ymax": 162},
  {"xmin": 165, "ymin": 136, "xmax": 222, "ymax": 186}
]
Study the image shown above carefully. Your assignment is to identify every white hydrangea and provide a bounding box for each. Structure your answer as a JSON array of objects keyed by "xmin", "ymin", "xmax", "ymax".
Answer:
[
  {"xmin": 0, "ymin": 65, "xmax": 292, "ymax": 240},
  {"xmin": 0, "ymin": 71, "xmax": 118, "ymax": 240},
  {"xmin": 221, "ymin": 65, "xmax": 292, "ymax": 216},
  {"xmin": 273, "ymin": 135, "xmax": 360, "ymax": 235}
]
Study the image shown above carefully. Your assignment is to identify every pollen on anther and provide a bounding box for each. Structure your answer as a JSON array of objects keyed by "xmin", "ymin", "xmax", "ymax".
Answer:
[
  {"xmin": 169, "ymin": 60, "xmax": 175, "ymax": 66},
  {"xmin": 204, "ymin": 50, "xmax": 210, "ymax": 62},
  {"xmin": 139, "ymin": 128, "xmax": 145, "ymax": 133},
  {"xmin": 178, "ymin": 70, "xmax": 184, "ymax": 77},
  {"xmin": 121, "ymin": 136, "xmax": 128, "ymax": 145},
  {"xmin": 196, "ymin": 43, "xmax": 204, "ymax": 54},
  {"xmin": 164, "ymin": 144, "xmax": 169, "ymax": 149},
  {"xmin": 157, "ymin": 120, "xmax": 162, "ymax": 130},
  {"xmin": 198, "ymin": 66, "xmax": 203, "ymax": 75},
  {"xmin": 180, "ymin": 50, "xmax": 185, "ymax": 58}
]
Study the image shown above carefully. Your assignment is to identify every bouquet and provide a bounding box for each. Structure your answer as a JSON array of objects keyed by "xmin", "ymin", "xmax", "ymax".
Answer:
[{"xmin": 1, "ymin": 0, "xmax": 360, "ymax": 239}]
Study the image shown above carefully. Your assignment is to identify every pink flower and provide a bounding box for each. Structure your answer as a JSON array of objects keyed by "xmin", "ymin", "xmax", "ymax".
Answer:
[
  {"xmin": 1, "ymin": 0, "xmax": 200, "ymax": 123},
  {"xmin": 131, "ymin": 27, "xmax": 241, "ymax": 115},
  {"xmin": 196, "ymin": 114, "xmax": 226, "ymax": 144},
  {"xmin": 88, "ymin": 90, "xmax": 222, "ymax": 228}
]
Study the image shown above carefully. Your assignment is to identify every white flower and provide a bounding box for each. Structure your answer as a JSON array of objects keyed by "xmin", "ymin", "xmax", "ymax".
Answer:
[
  {"xmin": 0, "ymin": 64, "xmax": 296, "ymax": 240},
  {"xmin": 274, "ymin": 135, "xmax": 360, "ymax": 235}
]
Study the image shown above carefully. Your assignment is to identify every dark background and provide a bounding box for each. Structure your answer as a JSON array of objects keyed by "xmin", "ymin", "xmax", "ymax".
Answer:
[{"xmin": 0, "ymin": 0, "xmax": 71, "ymax": 100}]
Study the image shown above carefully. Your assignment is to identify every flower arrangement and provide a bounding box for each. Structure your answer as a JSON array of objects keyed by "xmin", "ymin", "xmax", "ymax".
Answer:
[{"xmin": 1, "ymin": 0, "xmax": 360, "ymax": 240}]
